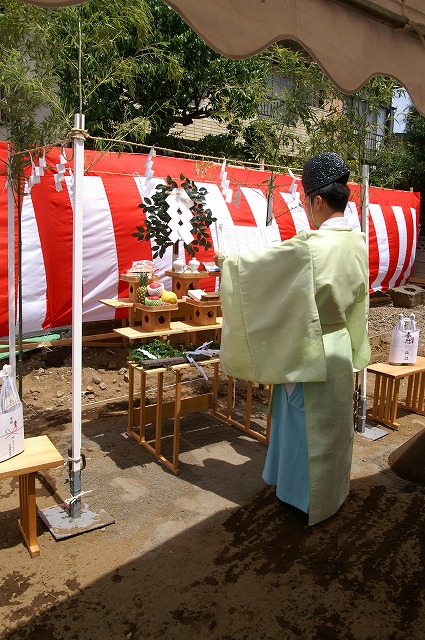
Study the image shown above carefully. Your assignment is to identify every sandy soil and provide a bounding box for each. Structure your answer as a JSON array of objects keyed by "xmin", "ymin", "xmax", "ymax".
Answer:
[{"xmin": 0, "ymin": 303, "xmax": 424, "ymax": 640}]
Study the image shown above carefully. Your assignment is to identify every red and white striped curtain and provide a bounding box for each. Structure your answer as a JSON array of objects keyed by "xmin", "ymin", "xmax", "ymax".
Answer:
[{"xmin": 0, "ymin": 143, "xmax": 420, "ymax": 337}]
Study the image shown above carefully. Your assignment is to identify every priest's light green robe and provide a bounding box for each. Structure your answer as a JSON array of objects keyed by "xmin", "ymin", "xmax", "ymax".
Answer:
[{"xmin": 218, "ymin": 228, "xmax": 370, "ymax": 524}]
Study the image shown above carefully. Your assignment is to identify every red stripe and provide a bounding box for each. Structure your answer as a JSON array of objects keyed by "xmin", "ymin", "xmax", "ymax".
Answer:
[
  {"xmin": 275, "ymin": 192, "xmax": 298, "ymax": 240},
  {"xmin": 30, "ymin": 174, "xmax": 74, "ymax": 328},
  {"xmin": 368, "ymin": 214, "xmax": 380, "ymax": 290},
  {"xmin": 370, "ymin": 185, "xmax": 420, "ymax": 209},
  {"xmin": 379, "ymin": 206, "xmax": 400, "ymax": 291}
]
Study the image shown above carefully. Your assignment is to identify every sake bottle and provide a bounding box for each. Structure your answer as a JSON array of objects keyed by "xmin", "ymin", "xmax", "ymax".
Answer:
[{"xmin": 0, "ymin": 365, "xmax": 21, "ymax": 414}]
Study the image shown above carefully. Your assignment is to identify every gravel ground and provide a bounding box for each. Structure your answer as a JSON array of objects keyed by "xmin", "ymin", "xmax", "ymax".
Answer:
[{"xmin": 369, "ymin": 301, "xmax": 423, "ymax": 335}]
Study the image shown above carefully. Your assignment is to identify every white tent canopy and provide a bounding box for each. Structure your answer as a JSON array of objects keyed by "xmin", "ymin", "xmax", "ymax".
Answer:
[{"xmin": 17, "ymin": 0, "xmax": 425, "ymax": 116}]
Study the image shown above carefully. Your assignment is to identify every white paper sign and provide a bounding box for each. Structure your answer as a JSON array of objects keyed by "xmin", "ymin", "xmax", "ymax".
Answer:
[{"xmin": 217, "ymin": 224, "xmax": 281, "ymax": 256}]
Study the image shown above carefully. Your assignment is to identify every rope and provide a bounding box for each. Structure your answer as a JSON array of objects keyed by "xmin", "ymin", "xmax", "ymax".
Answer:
[
  {"xmin": 68, "ymin": 128, "xmax": 89, "ymax": 142},
  {"xmin": 8, "ymin": 139, "xmax": 70, "ymax": 159},
  {"xmin": 65, "ymin": 490, "xmax": 92, "ymax": 505},
  {"xmin": 86, "ymin": 134, "xmax": 297, "ymax": 173}
]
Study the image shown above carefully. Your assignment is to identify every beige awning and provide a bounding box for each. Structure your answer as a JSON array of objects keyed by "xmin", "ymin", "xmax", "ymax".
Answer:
[
  {"xmin": 166, "ymin": 0, "xmax": 425, "ymax": 116},
  {"xmin": 17, "ymin": 0, "xmax": 425, "ymax": 115}
]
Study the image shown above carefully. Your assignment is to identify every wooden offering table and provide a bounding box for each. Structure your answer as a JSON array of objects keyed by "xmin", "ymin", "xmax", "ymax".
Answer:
[
  {"xmin": 99, "ymin": 297, "xmax": 135, "ymax": 325},
  {"xmin": 183, "ymin": 297, "xmax": 221, "ymax": 326},
  {"xmin": 115, "ymin": 315, "xmax": 269, "ymax": 473},
  {"xmin": 0, "ymin": 436, "xmax": 64, "ymax": 557},
  {"xmin": 367, "ymin": 356, "xmax": 425, "ymax": 430},
  {"xmin": 114, "ymin": 317, "xmax": 222, "ymax": 345},
  {"xmin": 127, "ymin": 357, "xmax": 271, "ymax": 474}
]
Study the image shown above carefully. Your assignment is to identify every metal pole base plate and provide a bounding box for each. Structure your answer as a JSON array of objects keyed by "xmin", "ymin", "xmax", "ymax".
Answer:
[
  {"xmin": 38, "ymin": 503, "xmax": 114, "ymax": 540},
  {"xmin": 358, "ymin": 423, "xmax": 388, "ymax": 440}
]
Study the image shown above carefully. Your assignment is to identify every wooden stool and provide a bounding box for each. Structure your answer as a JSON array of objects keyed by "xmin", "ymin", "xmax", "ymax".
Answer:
[
  {"xmin": 0, "ymin": 435, "xmax": 64, "ymax": 557},
  {"xmin": 367, "ymin": 356, "xmax": 425, "ymax": 430}
]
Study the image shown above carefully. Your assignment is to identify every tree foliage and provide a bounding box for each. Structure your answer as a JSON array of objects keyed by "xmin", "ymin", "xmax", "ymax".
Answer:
[
  {"xmin": 404, "ymin": 106, "xmax": 425, "ymax": 194},
  {"xmin": 49, "ymin": 0, "xmax": 269, "ymax": 143},
  {"xmin": 51, "ymin": 0, "xmax": 165, "ymax": 142},
  {"xmin": 0, "ymin": 0, "xmax": 69, "ymax": 154}
]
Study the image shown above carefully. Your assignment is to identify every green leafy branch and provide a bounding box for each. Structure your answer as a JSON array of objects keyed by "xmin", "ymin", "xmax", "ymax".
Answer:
[{"xmin": 133, "ymin": 173, "xmax": 216, "ymax": 258}]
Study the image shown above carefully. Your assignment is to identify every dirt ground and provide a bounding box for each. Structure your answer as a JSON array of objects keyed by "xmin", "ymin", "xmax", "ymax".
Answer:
[{"xmin": 1, "ymin": 303, "xmax": 425, "ymax": 640}]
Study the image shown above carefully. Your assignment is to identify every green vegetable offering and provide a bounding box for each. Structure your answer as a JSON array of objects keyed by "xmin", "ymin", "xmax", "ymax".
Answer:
[{"xmin": 128, "ymin": 339, "xmax": 183, "ymax": 365}]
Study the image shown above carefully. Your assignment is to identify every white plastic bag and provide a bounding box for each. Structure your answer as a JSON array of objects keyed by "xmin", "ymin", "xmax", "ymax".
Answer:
[
  {"xmin": 389, "ymin": 313, "xmax": 420, "ymax": 365},
  {"xmin": 0, "ymin": 365, "xmax": 24, "ymax": 463}
]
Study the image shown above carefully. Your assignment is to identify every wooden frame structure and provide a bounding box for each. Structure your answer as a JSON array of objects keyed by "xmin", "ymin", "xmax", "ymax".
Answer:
[
  {"xmin": 127, "ymin": 358, "xmax": 271, "ymax": 474},
  {"xmin": 367, "ymin": 356, "xmax": 425, "ymax": 430}
]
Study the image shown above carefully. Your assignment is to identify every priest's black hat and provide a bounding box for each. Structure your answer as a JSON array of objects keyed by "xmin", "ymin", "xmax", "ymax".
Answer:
[{"xmin": 302, "ymin": 152, "xmax": 350, "ymax": 196}]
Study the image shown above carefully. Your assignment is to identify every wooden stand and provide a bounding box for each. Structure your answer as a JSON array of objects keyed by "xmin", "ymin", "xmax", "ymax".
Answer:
[
  {"xmin": 165, "ymin": 270, "xmax": 205, "ymax": 297},
  {"xmin": 100, "ymin": 272, "xmax": 145, "ymax": 330},
  {"xmin": 0, "ymin": 436, "xmax": 64, "ymax": 557},
  {"xmin": 127, "ymin": 359, "xmax": 271, "ymax": 473},
  {"xmin": 99, "ymin": 297, "xmax": 135, "ymax": 326},
  {"xmin": 119, "ymin": 274, "xmax": 141, "ymax": 303},
  {"xmin": 114, "ymin": 317, "xmax": 222, "ymax": 345},
  {"xmin": 134, "ymin": 303, "xmax": 179, "ymax": 332},
  {"xmin": 367, "ymin": 356, "xmax": 425, "ymax": 430},
  {"xmin": 184, "ymin": 298, "xmax": 221, "ymax": 326}
]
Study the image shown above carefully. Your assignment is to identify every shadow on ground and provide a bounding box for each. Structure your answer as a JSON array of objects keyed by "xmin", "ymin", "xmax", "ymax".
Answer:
[{"xmin": 1, "ymin": 467, "xmax": 425, "ymax": 640}]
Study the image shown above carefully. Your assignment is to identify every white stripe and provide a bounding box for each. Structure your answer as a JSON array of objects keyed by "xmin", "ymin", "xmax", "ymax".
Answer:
[
  {"xmin": 345, "ymin": 202, "xmax": 361, "ymax": 231},
  {"xmin": 369, "ymin": 203, "xmax": 389, "ymax": 292},
  {"xmin": 195, "ymin": 182, "xmax": 234, "ymax": 255},
  {"xmin": 241, "ymin": 187, "xmax": 281, "ymax": 240},
  {"xmin": 19, "ymin": 193, "xmax": 48, "ymax": 334},
  {"xmin": 388, "ymin": 206, "xmax": 407, "ymax": 289},
  {"xmin": 68, "ymin": 176, "xmax": 119, "ymax": 322},
  {"xmin": 241, "ymin": 187, "xmax": 267, "ymax": 227},
  {"xmin": 279, "ymin": 192, "xmax": 309, "ymax": 233}
]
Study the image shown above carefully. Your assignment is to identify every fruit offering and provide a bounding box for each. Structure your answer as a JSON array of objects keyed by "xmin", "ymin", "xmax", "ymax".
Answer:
[
  {"xmin": 147, "ymin": 281, "xmax": 165, "ymax": 297},
  {"xmin": 145, "ymin": 296, "xmax": 162, "ymax": 307},
  {"xmin": 161, "ymin": 290, "xmax": 178, "ymax": 304},
  {"xmin": 136, "ymin": 272, "xmax": 149, "ymax": 304}
]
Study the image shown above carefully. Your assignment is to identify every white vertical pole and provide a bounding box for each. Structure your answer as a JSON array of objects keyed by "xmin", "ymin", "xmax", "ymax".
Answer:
[
  {"xmin": 7, "ymin": 144, "xmax": 16, "ymax": 379},
  {"xmin": 70, "ymin": 113, "xmax": 85, "ymax": 518},
  {"xmin": 361, "ymin": 164, "xmax": 370, "ymax": 242},
  {"xmin": 356, "ymin": 163, "xmax": 369, "ymax": 433}
]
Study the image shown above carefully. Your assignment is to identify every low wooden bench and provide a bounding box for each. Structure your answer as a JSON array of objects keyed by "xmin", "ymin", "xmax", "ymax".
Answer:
[
  {"xmin": 0, "ymin": 435, "xmax": 64, "ymax": 557},
  {"xmin": 367, "ymin": 356, "xmax": 425, "ymax": 430}
]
